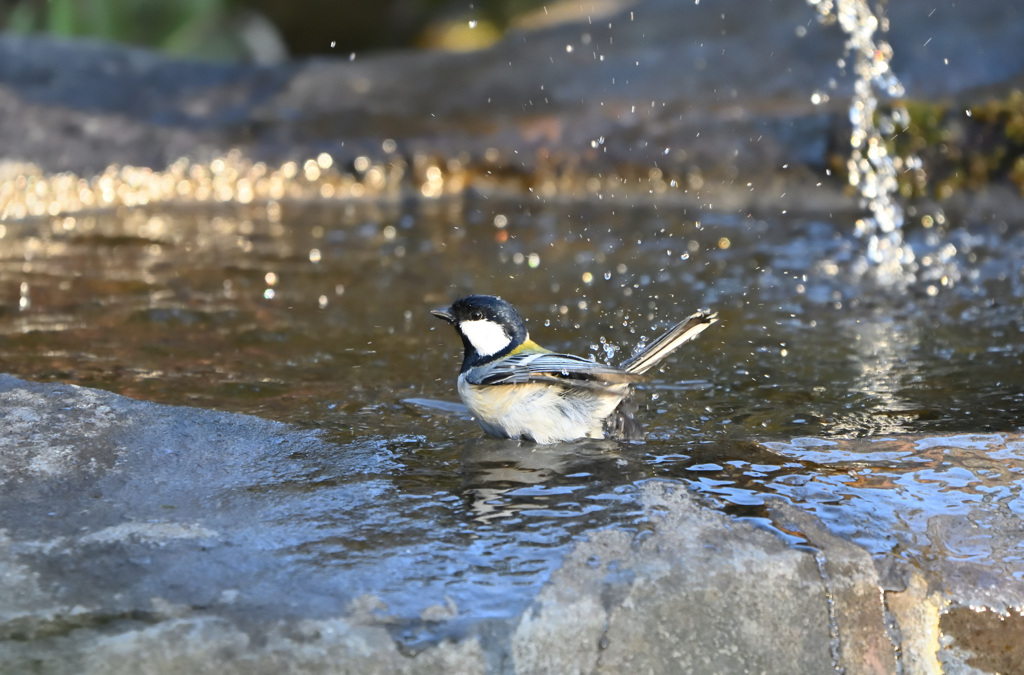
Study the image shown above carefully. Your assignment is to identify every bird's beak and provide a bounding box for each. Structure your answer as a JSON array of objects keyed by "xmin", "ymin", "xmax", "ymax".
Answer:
[{"xmin": 431, "ymin": 307, "xmax": 454, "ymax": 323}]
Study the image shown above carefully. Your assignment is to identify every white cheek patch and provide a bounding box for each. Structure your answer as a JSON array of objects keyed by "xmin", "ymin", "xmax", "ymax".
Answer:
[{"xmin": 460, "ymin": 319, "xmax": 512, "ymax": 356}]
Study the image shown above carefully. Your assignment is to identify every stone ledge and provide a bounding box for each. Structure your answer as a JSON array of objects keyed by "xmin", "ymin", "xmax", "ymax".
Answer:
[{"xmin": 7, "ymin": 375, "xmax": 1014, "ymax": 673}]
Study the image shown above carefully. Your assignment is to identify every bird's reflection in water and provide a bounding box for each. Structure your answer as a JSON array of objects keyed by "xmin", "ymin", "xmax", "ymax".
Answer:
[{"xmin": 453, "ymin": 437, "xmax": 649, "ymax": 522}]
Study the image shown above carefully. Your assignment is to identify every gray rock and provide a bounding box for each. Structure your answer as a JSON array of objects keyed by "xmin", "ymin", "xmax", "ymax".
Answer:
[
  {"xmin": 0, "ymin": 375, "xmax": 844, "ymax": 672},
  {"xmin": 3, "ymin": 376, "xmax": 1022, "ymax": 672},
  {"xmin": 512, "ymin": 483, "xmax": 839, "ymax": 674},
  {"xmin": 1, "ymin": 0, "xmax": 1023, "ymax": 181}
]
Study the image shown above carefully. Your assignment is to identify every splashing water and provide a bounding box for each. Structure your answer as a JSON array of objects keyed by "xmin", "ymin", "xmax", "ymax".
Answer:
[
  {"xmin": 599, "ymin": 336, "xmax": 621, "ymax": 364},
  {"xmin": 808, "ymin": 0, "xmax": 917, "ymax": 285}
]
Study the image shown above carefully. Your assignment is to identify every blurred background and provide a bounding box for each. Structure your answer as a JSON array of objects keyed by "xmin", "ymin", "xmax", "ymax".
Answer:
[{"xmin": 0, "ymin": 0, "xmax": 567, "ymax": 61}]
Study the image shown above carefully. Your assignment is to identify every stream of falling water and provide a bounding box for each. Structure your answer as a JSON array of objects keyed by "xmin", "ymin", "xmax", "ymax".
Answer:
[{"xmin": 807, "ymin": 0, "xmax": 918, "ymax": 285}]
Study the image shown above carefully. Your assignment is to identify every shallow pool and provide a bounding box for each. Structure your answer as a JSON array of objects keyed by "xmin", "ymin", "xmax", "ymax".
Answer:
[{"xmin": 1, "ymin": 196, "xmax": 1022, "ymax": 642}]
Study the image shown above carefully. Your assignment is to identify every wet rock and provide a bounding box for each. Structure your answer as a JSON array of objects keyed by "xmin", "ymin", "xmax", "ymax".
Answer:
[
  {"xmin": 512, "ymin": 483, "xmax": 838, "ymax": 673},
  {"xmin": 0, "ymin": 375, "xmax": 833, "ymax": 672},
  {"xmin": 3, "ymin": 375, "xmax": 1022, "ymax": 672},
  {"xmin": 763, "ymin": 433, "xmax": 1024, "ymax": 674},
  {"xmin": 887, "ymin": 573, "xmax": 943, "ymax": 675},
  {"xmin": 769, "ymin": 504, "xmax": 894, "ymax": 674},
  {"xmin": 1, "ymin": 0, "xmax": 1023, "ymax": 195}
]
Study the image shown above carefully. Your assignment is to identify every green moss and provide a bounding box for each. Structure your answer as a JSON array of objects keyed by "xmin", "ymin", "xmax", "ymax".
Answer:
[
  {"xmin": 873, "ymin": 91, "xmax": 1024, "ymax": 198},
  {"xmin": 901, "ymin": 100, "xmax": 949, "ymax": 149},
  {"xmin": 3, "ymin": 0, "xmax": 246, "ymax": 60},
  {"xmin": 971, "ymin": 89, "xmax": 1024, "ymax": 144},
  {"xmin": 1, "ymin": 0, "xmax": 551, "ymax": 58}
]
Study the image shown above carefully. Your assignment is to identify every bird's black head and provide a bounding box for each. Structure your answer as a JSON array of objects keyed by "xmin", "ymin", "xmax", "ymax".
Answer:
[{"xmin": 431, "ymin": 295, "xmax": 529, "ymax": 369}]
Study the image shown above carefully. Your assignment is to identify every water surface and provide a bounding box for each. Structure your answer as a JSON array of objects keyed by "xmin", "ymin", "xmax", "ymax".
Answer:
[{"xmin": 1, "ymin": 197, "xmax": 1022, "ymax": 639}]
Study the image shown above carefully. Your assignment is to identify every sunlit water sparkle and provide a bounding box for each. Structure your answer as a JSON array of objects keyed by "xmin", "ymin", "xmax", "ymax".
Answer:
[{"xmin": 808, "ymin": 0, "xmax": 918, "ymax": 286}]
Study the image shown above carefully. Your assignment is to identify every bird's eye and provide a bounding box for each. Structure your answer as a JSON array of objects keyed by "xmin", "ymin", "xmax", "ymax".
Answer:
[{"xmin": 470, "ymin": 310, "xmax": 483, "ymax": 320}]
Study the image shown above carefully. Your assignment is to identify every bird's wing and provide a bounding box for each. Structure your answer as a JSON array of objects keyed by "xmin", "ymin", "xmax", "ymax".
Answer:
[{"xmin": 469, "ymin": 351, "xmax": 644, "ymax": 388}]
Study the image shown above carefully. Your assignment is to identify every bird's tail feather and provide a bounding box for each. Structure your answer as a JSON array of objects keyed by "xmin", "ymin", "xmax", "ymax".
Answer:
[{"xmin": 619, "ymin": 310, "xmax": 718, "ymax": 374}]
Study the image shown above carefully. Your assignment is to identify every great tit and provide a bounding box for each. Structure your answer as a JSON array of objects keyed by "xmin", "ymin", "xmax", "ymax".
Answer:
[{"xmin": 431, "ymin": 295, "xmax": 717, "ymax": 443}]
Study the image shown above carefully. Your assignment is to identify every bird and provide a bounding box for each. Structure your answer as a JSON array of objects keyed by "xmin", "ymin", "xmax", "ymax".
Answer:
[{"xmin": 431, "ymin": 295, "xmax": 717, "ymax": 444}]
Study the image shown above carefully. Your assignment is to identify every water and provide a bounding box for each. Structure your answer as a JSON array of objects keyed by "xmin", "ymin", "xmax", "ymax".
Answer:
[
  {"xmin": 3, "ymin": 199, "xmax": 1019, "ymax": 436},
  {"xmin": 808, "ymin": 0, "xmax": 918, "ymax": 284},
  {"xmin": 1, "ymin": 196, "xmax": 1022, "ymax": 640}
]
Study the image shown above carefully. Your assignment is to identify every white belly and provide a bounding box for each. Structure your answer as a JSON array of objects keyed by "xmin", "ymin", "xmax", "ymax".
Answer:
[{"xmin": 457, "ymin": 374, "xmax": 626, "ymax": 444}]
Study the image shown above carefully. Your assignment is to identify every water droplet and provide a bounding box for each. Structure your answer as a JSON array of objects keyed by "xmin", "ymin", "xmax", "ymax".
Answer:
[{"xmin": 813, "ymin": 0, "xmax": 916, "ymax": 285}]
